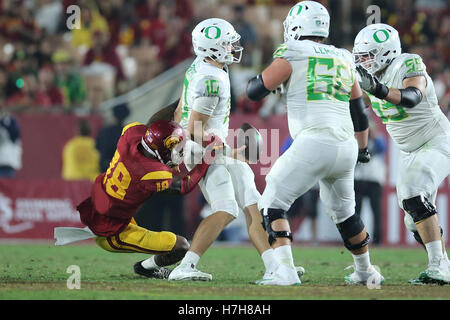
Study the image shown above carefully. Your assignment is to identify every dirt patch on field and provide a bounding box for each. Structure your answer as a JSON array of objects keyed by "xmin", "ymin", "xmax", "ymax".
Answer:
[{"xmin": 1, "ymin": 281, "xmax": 449, "ymax": 300}]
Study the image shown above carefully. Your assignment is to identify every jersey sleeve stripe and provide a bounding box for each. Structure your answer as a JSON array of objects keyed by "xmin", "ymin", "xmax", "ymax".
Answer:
[
  {"xmin": 121, "ymin": 122, "xmax": 142, "ymax": 135},
  {"xmin": 140, "ymin": 171, "xmax": 173, "ymax": 181}
]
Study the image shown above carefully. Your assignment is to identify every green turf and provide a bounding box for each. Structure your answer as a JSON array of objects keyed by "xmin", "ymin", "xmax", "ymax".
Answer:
[{"xmin": 0, "ymin": 243, "xmax": 449, "ymax": 300}]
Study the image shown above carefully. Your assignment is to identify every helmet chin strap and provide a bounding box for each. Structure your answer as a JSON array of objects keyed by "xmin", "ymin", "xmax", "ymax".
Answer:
[{"xmin": 140, "ymin": 138, "xmax": 164, "ymax": 164}]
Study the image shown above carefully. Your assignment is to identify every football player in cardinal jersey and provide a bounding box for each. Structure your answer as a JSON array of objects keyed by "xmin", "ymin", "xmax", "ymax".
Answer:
[
  {"xmin": 353, "ymin": 23, "xmax": 450, "ymax": 284},
  {"xmin": 56, "ymin": 118, "xmax": 220, "ymax": 279}
]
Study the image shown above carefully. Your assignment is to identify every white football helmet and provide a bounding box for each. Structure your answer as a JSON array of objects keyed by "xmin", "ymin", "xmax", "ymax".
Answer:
[
  {"xmin": 353, "ymin": 23, "xmax": 402, "ymax": 75},
  {"xmin": 283, "ymin": 1, "xmax": 330, "ymax": 42},
  {"xmin": 192, "ymin": 18, "xmax": 243, "ymax": 65}
]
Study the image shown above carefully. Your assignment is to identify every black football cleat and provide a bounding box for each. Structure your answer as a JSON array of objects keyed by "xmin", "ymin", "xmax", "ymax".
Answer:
[{"xmin": 134, "ymin": 260, "xmax": 171, "ymax": 279}]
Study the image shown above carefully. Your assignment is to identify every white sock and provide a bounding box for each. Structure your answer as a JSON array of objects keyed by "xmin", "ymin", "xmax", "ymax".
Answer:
[
  {"xmin": 141, "ymin": 256, "xmax": 158, "ymax": 270},
  {"xmin": 181, "ymin": 250, "xmax": 200, "ymax": 268},
  {"xmin": 352, "ymin": 251, "xmax": 371, "ymax": 272},
  {"xmin": 425, "ymin": 240, "xmax": 444, "ymax": 266},
  {"xmin": 274, "ymin": 245, "xmax": 295, "ymax": 268},
  {"xmin": 261, "ymin": 248, "xmax": 278, "ymax": 273}
]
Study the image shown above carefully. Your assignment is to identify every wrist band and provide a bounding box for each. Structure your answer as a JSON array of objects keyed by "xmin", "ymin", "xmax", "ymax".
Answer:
[{"xmin": 374, "ymin": 82, "xmax": 389, "ymax": 99}]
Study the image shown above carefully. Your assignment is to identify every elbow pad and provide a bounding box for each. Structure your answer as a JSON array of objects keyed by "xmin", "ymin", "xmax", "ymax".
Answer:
[
  {"xmin": 246, "ymin": 75, "xmax": 270, "ymax": 101},
  {"xmin": 399, "ymin": 86, "xmax": 423, "ymax": 108},
  {"xmin": 349, "ymin": 97, "xmax": 369, "ymax": 132}
]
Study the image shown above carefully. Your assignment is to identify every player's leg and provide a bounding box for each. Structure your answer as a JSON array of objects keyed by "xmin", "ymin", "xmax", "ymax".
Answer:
[
  {"xmin": 169, "ymin": 165, "xmax": 238, "ymax": 281},
  {"xmin": 404, "ymin": 212, "xmax": 450, "ymax": 284},
  {"xmin": 94, "ymin": 220, "xmax": 187, "ymax": 279},
  {"xmin": 137, "ymin": 235, "xmax": 189, "ymax": 273},
  {"xmin": 225, "ymin": 158, "xmax": 268, "ymax": 254},
  {"xmin": 319, "ymin": 139, "xmax": 383, "ymax": 285},
  {"xmin": 405, "ymin": 212, "xmax": 447, "ymax": 257},
  {"xmin": 397, "ymin": 137, "xmax": 450, "ymax": 283},
  {"xmin": 319, "ymin": 177, "xmax": 382, "ymax": 285},
  {"xmin": 225, "ymin": 158, "xmax": 284, "ymax": 280},
  {"xmin": 257, "ymin": 136, "xmax": 330, "ymax": 285}
]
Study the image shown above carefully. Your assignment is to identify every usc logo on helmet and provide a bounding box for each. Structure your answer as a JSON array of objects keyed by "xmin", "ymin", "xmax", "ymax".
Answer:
[{"xmin": 164, "ymin": 135, "xmax": 181, "ymax": 151}]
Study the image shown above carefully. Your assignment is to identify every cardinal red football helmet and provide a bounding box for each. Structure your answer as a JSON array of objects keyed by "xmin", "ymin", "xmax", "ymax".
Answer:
[{"xmin": 141, "ymin": 120, "xmax": 186, "ymax": 166}]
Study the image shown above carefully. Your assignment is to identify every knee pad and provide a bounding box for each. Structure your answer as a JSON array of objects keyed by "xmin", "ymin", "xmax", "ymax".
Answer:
[
  {"xmin": 261, "ymin": 208, "xmax": 293, "ymax": 246},
  {"xmin": 402, "ymin": 195, "xmax": 437, "ymax": 223},
  {"xmin": 404, "ymin": 212, "xmax": 417, "ymax": 232},
  {"xmin": 336, "ymin": 214, "xmax": 370, "ymax": 251}
]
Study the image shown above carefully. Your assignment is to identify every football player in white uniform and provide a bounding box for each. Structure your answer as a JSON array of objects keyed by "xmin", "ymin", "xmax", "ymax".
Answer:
[
  {"xmin": 168, "ymin": 18, "xmax": 301, "ymax": 285},
  {"xmin": 353, "ymin": 23, "xmax": 450, "ymax": 284},
  {"xmin": 247, "ymin": 1, "xmax": 384, "ymax": 285}
]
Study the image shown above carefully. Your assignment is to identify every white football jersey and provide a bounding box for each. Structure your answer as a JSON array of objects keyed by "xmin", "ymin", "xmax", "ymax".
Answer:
[
  {"xmin": 367, "ymin": 53, "xmax": 450, "ymax": 152},
  {"xmin": 179, "ymin": 57, "xmax": 231, "ymax": 141},
  {"xmin": 275, "ymin": 39, "xmax": 356, "ymax": 141}
]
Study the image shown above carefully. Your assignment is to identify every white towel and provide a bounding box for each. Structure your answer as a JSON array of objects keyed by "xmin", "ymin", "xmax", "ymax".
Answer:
[{"xmin": 54, "ymin": 226, "xmax": 96, "ymax": 245}]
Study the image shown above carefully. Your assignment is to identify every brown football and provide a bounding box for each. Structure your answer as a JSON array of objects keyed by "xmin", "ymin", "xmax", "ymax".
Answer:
[{"xmin": 237, "ymin": 122, "xmax": 263, "ymax": 163}]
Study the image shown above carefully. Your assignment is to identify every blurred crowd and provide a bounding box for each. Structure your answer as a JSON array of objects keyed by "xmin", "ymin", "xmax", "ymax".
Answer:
[
  {"xmin": 0, "ymin": 0, "xmax": 196, "ymax": 113},
  {"xmin": 232, "ymin": 0, "xmax": 450, "ymax": 118},
  {"xmin": 0, "ymin": 0, "xmax": 448, "ymax": 116}
]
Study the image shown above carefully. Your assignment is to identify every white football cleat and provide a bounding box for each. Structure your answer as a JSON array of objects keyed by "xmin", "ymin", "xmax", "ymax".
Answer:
[
  {"xmin": 255, "ymin": 264, "xmax": 301, "ymax": 286},
  {"xmin": 296, "ymin": 265, "xmax": 305, "ymax": 278},
  {"xmin": 168, "ymin": 263, "xmax": 212, "ymax": 281},
  {"xmin": 416, "ymin": 258, "xmax": 450, "ymax": 285},
  {"xmin": 344, "ymin": 264, "xmax": 385, "ymax": 285}
]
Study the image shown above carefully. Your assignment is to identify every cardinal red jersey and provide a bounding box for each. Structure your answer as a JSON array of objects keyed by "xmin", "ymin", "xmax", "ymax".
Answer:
[{"xmin": 77, "ymin": 122, "xmax": 174, "ymax": 237}]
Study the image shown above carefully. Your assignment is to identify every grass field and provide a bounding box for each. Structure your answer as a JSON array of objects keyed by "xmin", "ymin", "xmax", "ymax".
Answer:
[{"xmin": 0, "ymin": 242, "xmax": 449, "ymax": 300}]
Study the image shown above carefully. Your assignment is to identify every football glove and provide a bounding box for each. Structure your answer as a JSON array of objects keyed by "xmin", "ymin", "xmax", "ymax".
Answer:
[
  {"xmin": 356, "ymin": 65, "xmax": 389, "ymax": 99},
  {"xmin": 357, "ymin": 147, "xmax": 371, "ymax": 163}
]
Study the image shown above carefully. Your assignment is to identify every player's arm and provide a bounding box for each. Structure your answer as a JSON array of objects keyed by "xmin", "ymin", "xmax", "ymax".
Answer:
[
  {"xmin": 356, "ymin": 65, "xmax": 425, "ymax": 108},
  {"xmin": 349, "ymin": 80, "xmax": 371, "ymax": 163},
  {"xmin": 168, "ymin": 162, "xmax": 209, "ymax": 195},
  {"xmin": 173, "ymin": 98, "xmax": 183, "ymax": 123},
  {"xmin": 246, "ymin": 58, "xmax": 292, "ymax": 101},
  {"xmin": 362, "ymin": 91, "xmax": 372, "ymax": 107},
  {"xmin": 188, "ymin": 96, "xmax": 243, "ymax": 159},
  {"xmin": 188, "ymin": 109, "xmax": 212, "ymax": 147},
  {"xmin": 167, "ymin": 137, "xmax": 221, "ymax": 195},
  {"xmin": 186, "ymin": 76, "xmax": 220, "ymax": 147},
  {"xmin": 382, "ymin": 76, "xmax": 426, "ymax": 106}
]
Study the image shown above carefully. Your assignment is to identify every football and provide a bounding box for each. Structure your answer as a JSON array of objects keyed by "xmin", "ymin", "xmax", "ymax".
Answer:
[{"xmin": 237, "ymin": 122, "xmax": 263, "ymax": 163}]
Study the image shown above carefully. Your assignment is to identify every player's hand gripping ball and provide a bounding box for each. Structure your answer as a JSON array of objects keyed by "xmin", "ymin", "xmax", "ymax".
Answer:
[{"xmin": 237, "ymin": 123, "xmax": 263, "ymax": 163}]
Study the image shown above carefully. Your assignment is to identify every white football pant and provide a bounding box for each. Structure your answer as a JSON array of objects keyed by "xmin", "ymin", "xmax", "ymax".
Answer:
[
  {"xmin": 184, "ymin": 140, "xmax": 261, "ymax": 218},
  {"xmin": 397, "ymin": 133, "xmax": 450, "ymax": 232},
  {"xmin": 259, "ymin": 134, "xmax": 358, "ymax": 224}
]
